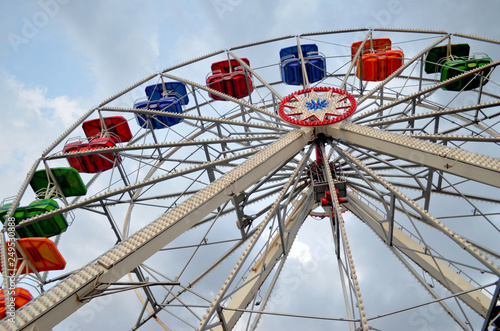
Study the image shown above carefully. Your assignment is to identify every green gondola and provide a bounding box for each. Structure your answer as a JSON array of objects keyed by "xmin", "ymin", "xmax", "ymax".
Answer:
[
  {"xmin": 441, "ymin": 57, "xmax": 492, "ymax": 91},
  {"xmin": 0, "ymin": 199, "xmax": 68, "ymax": 238},
  {"xmin": 30, "ymin": 167, "xmax": 87, "ymax": 198},
  {"xmin": 424, "ymin": 44, "xmax": 470, "ymax": 74}
]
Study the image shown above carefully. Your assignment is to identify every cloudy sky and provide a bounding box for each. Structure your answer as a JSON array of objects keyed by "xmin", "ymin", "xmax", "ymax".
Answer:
[{"xmin": 1, "ymin": 1, "xmax": 500, "ymax": 330}]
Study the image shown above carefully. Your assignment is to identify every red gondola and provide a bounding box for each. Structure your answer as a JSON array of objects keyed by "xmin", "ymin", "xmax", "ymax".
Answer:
[
  {"xmin": 211, "ymin": 58, "xmax": 250, "ymax": 75},
  {"xmin": 321, "ymin": 190, "xmax": 348, "ymax": 207},
  {"xmin": 206, "ymin": 58, "xmax": 253, "ymax": 100},
  {"xmin": 63, "ymin": 138, "xmax": 120, "ymax": 173},
  {"xmin": 82, "ymin": 116, "xmax": 133, "ymax": 143}
]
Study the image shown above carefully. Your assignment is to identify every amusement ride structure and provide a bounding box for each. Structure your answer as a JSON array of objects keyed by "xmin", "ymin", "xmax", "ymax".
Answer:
[{"xmin": 0, "ymin": 28, "xmax": 499, "ymax": 330}]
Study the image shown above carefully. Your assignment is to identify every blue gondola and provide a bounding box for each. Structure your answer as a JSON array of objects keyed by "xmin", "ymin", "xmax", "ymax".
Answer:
[
  {"xmin": 279, "ymin": 44, "xmax": 326, "ymax": 85},
  {"xmin": 134, "ymin": 82, "xmax": 189, "ymax": 129},
  {"xmin": 134, "ymin": 97, "xmax": 183, "ymax": 129},
  {"xmin": 145, "ymin": 82, "xmax": 190, "ymax": 105}
]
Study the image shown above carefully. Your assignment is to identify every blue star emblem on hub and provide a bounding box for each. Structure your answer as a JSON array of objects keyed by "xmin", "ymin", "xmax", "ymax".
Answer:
[{"xmin": 306, "ymin": 98, "xmax": 330, "ymax": 111}]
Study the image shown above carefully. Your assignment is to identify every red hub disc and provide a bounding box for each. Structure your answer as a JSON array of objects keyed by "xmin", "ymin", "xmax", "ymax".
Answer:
[{"xmin": 278, "ymin": 87, "xmax": 357, "ymax": 126}]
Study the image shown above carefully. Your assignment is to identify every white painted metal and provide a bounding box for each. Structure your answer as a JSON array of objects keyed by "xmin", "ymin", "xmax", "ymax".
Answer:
[
  {"xmin": 346, "ymin": 193, "xmax": 491, "ymax": 317},
  {"xmin": 0, "ymin": 130, "xmax": 312, "ymax": 331},
  {"xmin": 320, "ymin": 144, "xmax": 369, "ymax": 330},
  {"xmin": 337, "ymin": 148, "xmax": 500, "ymax": 277},
  {"xmin": 327, "ymin": 123, "xmax": 500, "ymax": 188},
  {"xmin": 2, "ymin": 28, "xmax": 499, "ymax": 331},
  {"xmin": 210, "ymin": 189, "xmax": 314, "ymax": 330}
]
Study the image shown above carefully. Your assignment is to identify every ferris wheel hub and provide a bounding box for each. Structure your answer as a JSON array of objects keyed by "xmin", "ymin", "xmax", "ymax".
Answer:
[{"xmin": 278, "ymin": 87, "xmax": 357, "ymax": 126}]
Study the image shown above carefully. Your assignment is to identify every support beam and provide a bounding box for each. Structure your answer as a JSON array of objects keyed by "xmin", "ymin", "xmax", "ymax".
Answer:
[
  {"xmin": 100, "ymin": 106, "xmax": 283, "ymax": 132},
  {"xmin": 346, "ymin": 192, "xmax": 492, "ymax": 318},
  {"xmin": 319, "ymin": 143, "xmax": 369, "ymax": 331},
  {"xmin": 0, "ymin": 129, "xmax": 313, "ymax": 331},
  {"xmin": 327, "ymin": 123, "xmax": 500, "ymax": 188},
  {"xmin": 481, "ymin": 279, "xmax": 500, "ymax": 331},
  {"xmin": 340, "ymin": 31, "xmax": 371, "ymax": 90},
  {"xmin": 355, "ymin": 58, "xmax": 500, "ymax": 119},
  {"xmin": 336, "ymin": 148, "xmax": 500, "ymax": 277},
  {"xmin": 227, "ymin": 50, "xmax": 283, "ymax": 101},
  {"xmin": 387, "ymin": 193, "xmax": 396, "ymax": 246},
  {"xmin": 365, "ymin": 100, "xmax": 500, "ymax": 127},
  {"xmin": 160, "ymin": 72, "xmax": 281, "ymax": 121},
  {"xmin": 212, "ymin": 190, "xmax": 314, "ymax": 330},
  {"xmin": 199, "ymin": 150, "xmax": 313, "ymax": 330}
]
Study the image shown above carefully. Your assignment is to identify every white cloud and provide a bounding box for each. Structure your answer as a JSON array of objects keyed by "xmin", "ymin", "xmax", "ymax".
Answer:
[
  {"xmin": 288, "ymin": 239, "xmax": 313, "ymax": 264},
  {"xmin": 0, "ymin": 71, "xmax": 85, "ymax": 200},
  {"xmin": 16, "ymin": 84, "xmax": 83, "ymax": 128},
  {"xmin": 53, "ymin": 1, "xmax": 161, "ymax": 102}
]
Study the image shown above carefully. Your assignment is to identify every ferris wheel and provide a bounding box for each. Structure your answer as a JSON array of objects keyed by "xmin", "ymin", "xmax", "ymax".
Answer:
[{"xmin": 0, "ymin": 28, "xmax": 499, "ymax": 330}]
